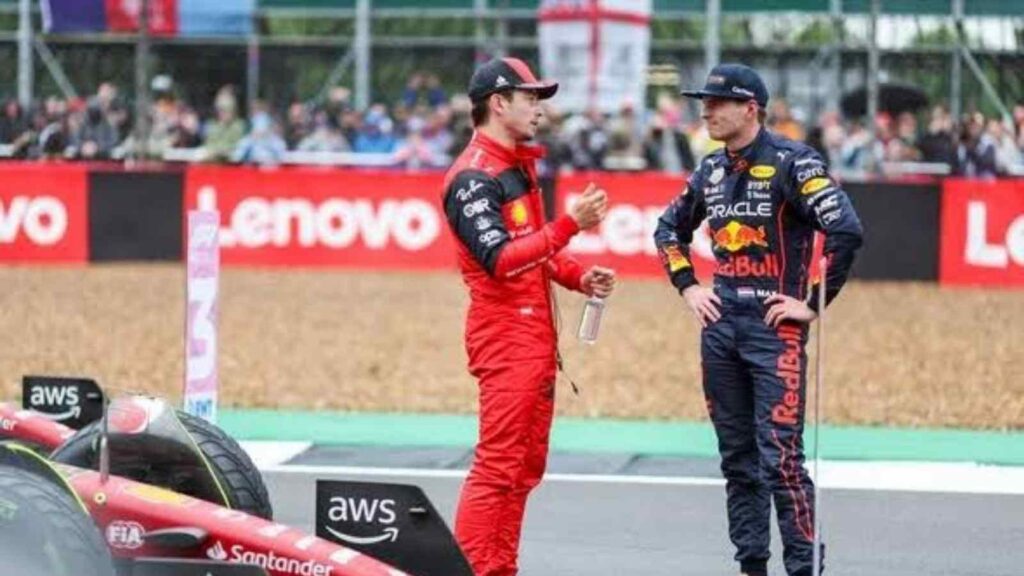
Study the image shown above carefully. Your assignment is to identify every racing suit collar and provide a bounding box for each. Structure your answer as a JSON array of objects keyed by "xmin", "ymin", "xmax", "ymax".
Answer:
[
  {"xmin": 472, "ymin": 130, "xmax": 547, "ymax": 165},
  {"xmin": 725, "ymin": 127, "xmax": 768, "ymax": 173}
]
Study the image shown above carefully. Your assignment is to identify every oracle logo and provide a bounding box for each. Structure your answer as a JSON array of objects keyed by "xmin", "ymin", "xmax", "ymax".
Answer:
[
  {"xmin": 0, "ymin": 196, "xmax": 68, "ymax": 246},
  {"xmin": 197, "ymin": 186, "xmax": 440, "ymax": 251},
  {"xmin": 965, "ymin": 201, "xmax": 1024, "ymax": 268}
]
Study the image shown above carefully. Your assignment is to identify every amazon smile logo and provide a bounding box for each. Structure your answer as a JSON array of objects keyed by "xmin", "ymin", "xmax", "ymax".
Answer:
[{"xmin": 323, "ymin": 525, "xmax": 399, "ymax": 545}]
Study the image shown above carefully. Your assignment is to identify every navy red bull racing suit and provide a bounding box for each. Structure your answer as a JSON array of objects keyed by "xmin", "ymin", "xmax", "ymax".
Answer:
[
  {"xmin": 442, "ymin": 130, "xmax": 586, "ymax": 576},
  {"xmin": 653, "ymin": 128, "xmax": 864, "ymax": 576}
]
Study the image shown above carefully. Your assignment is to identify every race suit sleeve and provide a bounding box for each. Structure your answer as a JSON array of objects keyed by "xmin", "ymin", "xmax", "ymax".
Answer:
[
  {"xmin": 444, "ymin": 170, "xmax": 580, "ymax": 278},
  {"xmin": 546, "ymin": 253, "xmax": 586, "ymax": 292},
  {"xmin": 785, "ymin": 148, "xmax": 865, "ymax": 310},
  {"xmin": 653, "ymin": 169, "xmax": 706, "ymax": 293}
]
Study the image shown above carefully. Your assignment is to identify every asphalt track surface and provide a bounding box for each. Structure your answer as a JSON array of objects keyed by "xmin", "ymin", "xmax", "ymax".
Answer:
[{"xmin": 258, "ymin": 449, "xmax": 1024, "ymax": 576}]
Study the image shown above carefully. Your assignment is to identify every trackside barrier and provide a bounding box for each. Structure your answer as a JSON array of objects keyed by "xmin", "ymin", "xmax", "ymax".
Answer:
[
  {"xmin": 941, "ymin": 178, "xmax": 1024, "ymax": 287},
  {"xmin": 0, "ymin": 164, "xmax": 88, "ymax": 264},
  {"xmin": 0, "ymin": 162, "xmax": 1021, "ymax": 286}
]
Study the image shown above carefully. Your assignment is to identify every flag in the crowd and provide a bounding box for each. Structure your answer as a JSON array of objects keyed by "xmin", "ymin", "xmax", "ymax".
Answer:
[
  {"xmin": 538, "ymin": 0, "xmax": 652, "ymax": 114},
  {"xmin": 42, "ymin": 0, "xmax": 255, "ymax": 37}
]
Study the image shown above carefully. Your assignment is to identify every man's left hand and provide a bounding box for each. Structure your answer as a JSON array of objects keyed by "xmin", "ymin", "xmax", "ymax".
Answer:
[
  {"xmin": 581, "ymin": 266, "xmax": 616, "ymax": 298},
  {"xmin": 764, "ymin": 293, "xmax": 817, "ymax": 327}
]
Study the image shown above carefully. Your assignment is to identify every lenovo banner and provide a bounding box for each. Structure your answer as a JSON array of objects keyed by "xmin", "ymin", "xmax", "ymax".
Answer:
[
  {"xmin": 558, "ymin": 172, "xmax": 716, "ymax": 280},
  {"xmin": 941, "ymin": 179, "xmax": 1024, "ymax": 287},
  {"xmin": 0, "ymin": 164, "xmax": 88, "ymax": 263},
  {"xmin": 183, "ymin": 166, "xmax": 456, "ymax": 269}
]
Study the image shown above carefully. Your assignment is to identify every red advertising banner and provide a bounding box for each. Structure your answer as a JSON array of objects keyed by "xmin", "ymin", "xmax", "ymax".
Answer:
[
  {"xmin": 183, "ymin": 166, "xmax": 456, "ymax": 269},
  {"xmin": 0, "ymin": 164, "xmax": 88, "ymax": 263},
  {"xmin": 941, "ymin": 178, "xmax": 1024, "ymax": 287},
  {"xmin": 557, "ymin": 171, "xmax": 717, "ymax": 280}
]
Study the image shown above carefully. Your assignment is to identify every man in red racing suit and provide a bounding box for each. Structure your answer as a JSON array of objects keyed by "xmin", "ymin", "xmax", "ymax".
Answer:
[{"xmin": 441, "ymin": 57, "xmax": 615, "ymax": 576}]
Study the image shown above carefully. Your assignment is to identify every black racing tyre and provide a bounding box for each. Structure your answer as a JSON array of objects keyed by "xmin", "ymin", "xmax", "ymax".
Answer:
[
  {"xmin": 51, "ymin": 409, "xmax": 273, "ymax": 520},
  {"xmin": 0, "ymin": 465, "xmax": 114, "ymax": 576},
  {"xmin": 176, "ymin": 410, "xmax": 274, "ymax": 520}
]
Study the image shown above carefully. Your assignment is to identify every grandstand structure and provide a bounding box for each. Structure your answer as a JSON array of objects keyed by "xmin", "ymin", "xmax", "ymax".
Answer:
[
  {"xmin": 2, "ymin": 1, "xmax": 1022, "ymax": 111},
  {"xmin": 0, "ymin": 0, "xmax": 1021, "ymax": 173}
]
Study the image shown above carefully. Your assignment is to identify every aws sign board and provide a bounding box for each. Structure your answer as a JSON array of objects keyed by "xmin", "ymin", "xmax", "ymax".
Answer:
[
  {"xmin": 21, "ymin": 375, "xmax": 104, "ymax": 430},
  {"xmin": 315, "ymin": 480, "xmax": 471, "ymax": 576}
]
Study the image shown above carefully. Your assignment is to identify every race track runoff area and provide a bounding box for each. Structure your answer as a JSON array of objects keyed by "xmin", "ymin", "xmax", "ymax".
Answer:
[{"xmin": 228, "ymin": 411, "xmax": 1024, "ymax": 576}]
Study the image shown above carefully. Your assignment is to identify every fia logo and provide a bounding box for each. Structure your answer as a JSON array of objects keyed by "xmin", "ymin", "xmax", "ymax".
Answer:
[{"xmin": 106, "ymin": 521, "xmax": 145, "ymax": 550}]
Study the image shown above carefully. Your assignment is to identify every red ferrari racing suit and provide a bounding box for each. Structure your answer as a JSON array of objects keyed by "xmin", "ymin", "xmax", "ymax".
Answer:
[{"xmin": 442, "ymin": 131, "xmax": 585, "ymax": 576}]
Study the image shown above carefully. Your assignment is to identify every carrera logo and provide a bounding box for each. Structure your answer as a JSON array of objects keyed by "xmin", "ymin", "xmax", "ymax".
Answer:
[
  {"xmin": 324, "ymin": 496, "xmax": 399, "ymax": 545},
  {"xmin": 801, "ymin": 177, "xmax": 831, "ymax": 195},
  {"xmin": 748, "ymin": 165, "xmax": 776, "ymax": 179},
  {"xmin": 0, "ymin": 196, "xmax": 68, "ymax": 246},
  {"xmin": 106, "ymin": 521, "xmax": 145, "ymax": 550},
  {"xmin": 196, "ymin": 185, "xmax": 440, "ymax": 252},
  {"xmin": 207, "ymin": 541, "xmax": 336, "ymax": 576}
]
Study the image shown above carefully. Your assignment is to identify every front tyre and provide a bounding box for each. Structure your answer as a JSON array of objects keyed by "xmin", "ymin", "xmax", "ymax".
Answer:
[{"xmin": 0, "ymin": 465, "xmax": 114, "ymax": 576}]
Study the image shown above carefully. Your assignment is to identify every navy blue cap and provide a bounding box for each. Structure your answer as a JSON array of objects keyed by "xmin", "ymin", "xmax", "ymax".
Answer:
[{"xmin": 681, "ymin": 63, "xmax": 769, "ymax": 108}]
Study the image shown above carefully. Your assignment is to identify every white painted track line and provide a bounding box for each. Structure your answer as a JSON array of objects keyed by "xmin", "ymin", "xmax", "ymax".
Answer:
[{"xmin": 238, "ymin": 441, "xmax": 1024, "ymax": 496}]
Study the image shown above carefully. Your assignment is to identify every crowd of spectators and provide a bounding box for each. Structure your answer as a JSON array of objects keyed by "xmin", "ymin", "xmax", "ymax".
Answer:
[
  {"xmin": 2, "ymin": 72, "xmax": 1023, "ymax": 179},
  {"xmin": 805, "ymin": 103, "xmax": 1024, "ymax": 178}
]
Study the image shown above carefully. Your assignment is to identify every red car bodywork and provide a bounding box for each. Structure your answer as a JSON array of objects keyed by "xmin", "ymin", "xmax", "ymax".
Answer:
[{"xmin": 0, "ymin": 403, "xmax": 406, "ymax": 576}]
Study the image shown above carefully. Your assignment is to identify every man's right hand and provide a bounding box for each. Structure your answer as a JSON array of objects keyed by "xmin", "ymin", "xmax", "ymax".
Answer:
[
  {"xmin": 681, "ymin": 285, "xmax": 722, "ymax": 328},
  {"xmin": 569, "ymin": 182, "xmax": 608, "ymax": 230}
]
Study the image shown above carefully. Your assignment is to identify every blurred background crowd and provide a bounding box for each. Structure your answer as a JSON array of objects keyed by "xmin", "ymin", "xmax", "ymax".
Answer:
[{"xmin": 3, "ymin": 71, "xmax": 1024, "ymax": 179}]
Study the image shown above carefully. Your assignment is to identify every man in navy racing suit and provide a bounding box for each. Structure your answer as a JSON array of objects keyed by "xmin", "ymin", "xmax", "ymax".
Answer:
[{"xmin": 653, "ymin": 63, "xmax": 864, "ymax": 576}]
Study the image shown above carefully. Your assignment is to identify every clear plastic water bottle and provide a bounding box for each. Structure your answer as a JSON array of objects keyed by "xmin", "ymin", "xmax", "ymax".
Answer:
[{"xmin": 577, "ymin": 296, "xmax": 606, "ymax": 345}]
